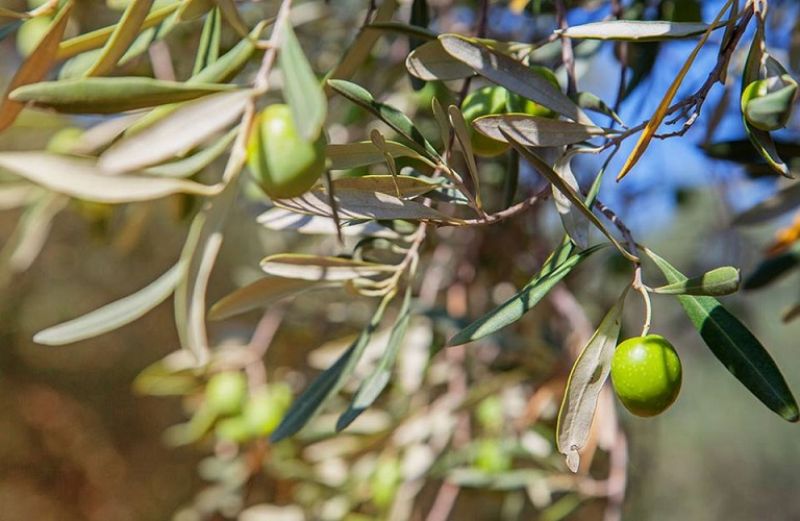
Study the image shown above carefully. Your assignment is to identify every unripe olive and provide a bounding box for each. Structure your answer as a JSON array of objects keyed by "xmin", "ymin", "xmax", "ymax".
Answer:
[
  {"xmin": 205, "ymin": 371, "xmax": 247, "ymax": 416},
  {"xmin": 371, "ymin": 457, "xmax": 401, "ymax": 509},
  {"xmin": 17, "ymin": 17, "xmax": 52, "ymax": 58},
  {"xmin": 506, "ymin": 66, "xmax": 561, "ymax": 118},
  {"xmin": 247, "ymin": 104, "xmax": 327, "ymax": 199},
  {"xmin": 610, "ymin": 334, "xmax": 682, "ymax": 417},
  {"xmin": 215, "ymin": 416, "xmax": 252, "ymax": 443},
  {"xmin": 460, "ymin": 85, "xmax": 509, "ymax": 157},
  {"xmin": 474, "ymin": 438, "xmax": 512, "ymax": 473},
  {"xmin": 242, "ymin": 384, "xmax": 292, "ymax": 437}
]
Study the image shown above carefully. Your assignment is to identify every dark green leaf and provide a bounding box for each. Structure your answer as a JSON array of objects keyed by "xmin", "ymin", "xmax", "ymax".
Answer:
[
  {"xmin": 743, "ymin": 246, "xmax": 800, "ymax": 290},
  {"xmin": 270, "ymin": 294, "xmax": 393, "ymax": 442},
  {"xmin": 646, "ymin": 248, "xmax": 799, "ymax": 422},
  {"xmin": 281, "ymin": 23, "xmax": 326, "ymax": 141},
  {"xmin": 448, "ymin": 244, "xmax": 605, "ymax": 346}
]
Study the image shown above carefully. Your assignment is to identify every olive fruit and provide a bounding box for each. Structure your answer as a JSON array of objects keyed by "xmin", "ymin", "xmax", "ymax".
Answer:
[
  {"xmin": 610, "ymin": 334, "xmax": 682, "ymax": 417},
  {"xmin": 205, "ymin": 371, "xmax": 247, "ymax": 416},
  {"xmin": 506, "ymin": 65, "xmax": 560, "ymax": 118},
  {"xmin": 460, "ymin": 85, "xmax": 509, "ymax": 157},
  {"xmin": 247, "ymin": 104, "xmax": 327, "ymax": 199},
  {"xmin": 17, "ymin": 16, "xmax": 52, "ymax": 58},
  {"xmin": 242, "ymin": 384, "xmax": 292, "ymax": 436},
  {"xmin": 371, "ymin": 456, "xmax": 401, "ymax": 509},
  {"xmin": 474, "ymin": 438, "xmax": 512, "ymax": 473}
]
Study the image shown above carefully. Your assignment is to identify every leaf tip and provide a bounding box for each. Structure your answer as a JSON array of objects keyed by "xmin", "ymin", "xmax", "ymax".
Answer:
[{"xmin": 565, "ymin": 447, "xmax": 580, "ymax": 473}]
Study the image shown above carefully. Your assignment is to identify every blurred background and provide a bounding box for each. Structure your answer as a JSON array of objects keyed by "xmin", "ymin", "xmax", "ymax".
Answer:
[{"xmin": 1, "ymin": 0, "xmax": 800, "ymax": 520}]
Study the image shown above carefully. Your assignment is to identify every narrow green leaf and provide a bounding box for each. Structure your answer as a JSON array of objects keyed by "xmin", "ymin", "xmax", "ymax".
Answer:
[
  {"xmin": 10, "ymin": 77, "xmax": 237, "ymax": 114},
  {"xmin": 438, "ymin": 34, "xmax": 592, "ymax": 124},
  {"xmin": 557, "ymin": 287, "xmax": 626, "ymax": 473},
  {"xmin": 653, "ymin": 266, "xmax": 740, "ymax": 296},
  {"xmin": 645, "ymin": 248, "xmax": 799, "ymax": 422},
  {"xmin": 327, "ymin": 79, "xmax": 439, "ymax": 159},
  {"xmin": 333, "ymin": 175, "xmax": 438, "ymax": 197},
  {"xmin": 406, "ymin": 39, "xmax": 474, "ymax": 81},
  {"xmin": 571, "ymin": 92, "xmax": 624, "ymax": 126},
  {"xmin": 177, "ymin": 0, "xmax": 214, "ymax": 21},
  {"xmin": 503, "ymin": 132, "xmax": 638, "ymax": 262},
  {"xmin": 337, "ymin": 286, "xmax": 412, "ymax": 430},
  {"xmin": 260, "ymin": 254, "xmax": 396, "ymax": 281},
  {"xmin": 85, "ymin": 0, "xmax": 155, "ymax": 77},
  {"xmin": 34, "ymin": 262, "xmax": 184, "ymax": 345},
  {"xmin": 270, "ymin": 293, "xmax": 394, "ymax": 442},
  {"xmin": 192, "ymin": 6, "xmax": 221, "ymax": 76},
  {"xmin": 215, "ymin": 0, "xmax": 248, "ymax": 36},
  {"xmin": 367, "ymin": 21, "xmax": 436, "ymax": 41},
  {"xmin": 448, "ymin": 244, "xmax": 605, "ymax": 346},
  {"xmin": 280, "ymin": 23, "xmax": 326, "ymax": 141},
  {"xmin": 448, "ymin": 105, "xmax": 481, "ymax": 206},
  {"xmin": 0, "ymin": 1, "xmax": 72, "ymax": 133}
]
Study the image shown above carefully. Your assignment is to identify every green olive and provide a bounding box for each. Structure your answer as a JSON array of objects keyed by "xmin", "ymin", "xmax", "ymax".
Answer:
[
  {"xmin": 610, "ymin": 334, "xmax": 682, "ymax": 417},
  {"xmin": 371, "ymin": 456, "xmax": 401, "ymax": 509},
  {"xmin": 242, "ymin": 384, "xmax": 291, "ymax": 437},
  {"xmin": 205, "ymin": 371, "xmax": 247, "ymax": 416},
  {"xmin": 460, "ymin": 85, "xmax": 509, "ymax": 157},
  {"xmin": 247, "ymin": 104, "xmax": 327, "ymax": 199},
  {"xmin": 16, "ymin": 16, "xmax": 52, "ymax": 58},
  {"xmin": 474, "ymin": 438, "xmax": 512, "ymax": 473},
  {"xmin": 506, "ymin": 66, "xmax": 561, "ymax": 118}
]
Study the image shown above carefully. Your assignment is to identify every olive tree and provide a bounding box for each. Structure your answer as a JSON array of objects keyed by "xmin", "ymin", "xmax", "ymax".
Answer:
[{"xmin": 1, "ymin": 0, "xmax": 798, "ymax": 518}]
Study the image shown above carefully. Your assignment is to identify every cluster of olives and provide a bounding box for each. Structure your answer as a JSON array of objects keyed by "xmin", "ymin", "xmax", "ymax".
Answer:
[
  {"xmin": 247, "ymin": 104, "xmax": 327, "ymax": 199},
  {"xmin": 460, "ymin": 66, "xmax": 560, "ymax": 157},
  {"xmin": 610, "ymin": 334, "xmax": 682, "ymax": 417},
  {"xmin": 204, "ymin": 371, "xmax": 292, "ymax": 443}
]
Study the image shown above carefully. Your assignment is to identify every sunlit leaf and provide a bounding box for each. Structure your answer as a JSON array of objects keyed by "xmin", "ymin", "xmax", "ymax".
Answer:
[
  {"xmin": 646, "ymin": 248, "xmax": 799, "ymax": 422},
  {"xmin": 144, "ymin": 127, "xmax": 237, "ymax": 178},
  {"xmin": 34, "ymin": 262, "xmax": 184, "ymax": 345},
  {"xmin": 99, "ymin": 89, "xmax": 252, "ymax": 172},
  {"xmin": 438, "ymin": 34, "xmax": 592, "ymax": 124},
  {"xmin": 473, "ymin": 114, "xmax": 607, "ymax": 147},
  {"xmin": 557, "ymin": 287, "xmax": 626, "ymax": 473},
  {"xmin": 333, "ymin": 175, "xmax": 438, "ymax": 197},
  {"xmin": 209, "ymin": 276, "xmax": 340, "ymax": 320},
  {"xmin": 326, "ymin": 141, "xmax": 435, "ymax": 170},
  {"xmin": 558, "ymin": 20, "xmax": 722, "ymax": 41},
  {"xmin": 0, "ymin": 152, "xmax": 220, "ymax": 202},
  {"xmin": 261, "ymin": 254, "xmax": 397, "ymax": 281},
  {"xmin": 257, "ymin": 207, "xmax": 397, "ymax": 237},
  {"xmin": 406, "ymin": 39, "xmax": 474, "ymax": 81}
]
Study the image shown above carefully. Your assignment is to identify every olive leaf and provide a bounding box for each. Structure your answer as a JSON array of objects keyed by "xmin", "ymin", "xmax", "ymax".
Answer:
[
  {"xmin": 448, "ymin": 243, "xmax": 606, "ymax": 346},
  {"xmin": 502, "ymin": 131, "xmax": 638, "ymax": 262},
  {"xmin": 261, "ymin": 254, "xmax": 397, "ymax": 281},
  {"xmin": 645, "ymin": 248, "xmax": 799, "ymax": 422},
  {"xmin": 0, "ymin": 152, "xmax": 221, "ymax": 202},
  {"xmin": 553, "ymin": 150, "xmax": 590, "ymax": 250},
  {"xmin": 270, "ymin": 293, "xmax": 394, "ymax": 442},
  {"xmin": 34, "ymin": 262, "xmax": 185, "ymax": 346},
  {"xmin": 0, "ymin": 1, "xmax": 73, "ymax": 132},
  {"xmin": 58, "ymin": 2, "xmax": 177, "ymax": 59},
  {"xmin": 337, "ymin": 286, "xmax": 412, "ymax": 431},
  {"xmin": 85, "ymin": 0, "xmax": 155, "ymax": 77},
  {"xmin": 258, "ymin": 207, "xmax": 398, "ymax": 238},
  {"xmin": 652, "ymin": 266, "xmax": 740, "ymax": 296},
  {"xmin": 740, "ymin": 12, "xmax": 789, "ymax": 176},
  {"xmin": 143, "ymin": 127, "xmax": 238, "ymax": 178},
  {"xmin": 406, "ymin": 39, "xmax": 474, "ymax": 81},
  {"xmin": 99, "ymin": 89, "xmax": 252, "ymax": 173},
  {"xmin": 10, "ymin": 78, "xmax": 237, "ymax": 114},
  {"xmin": 438, "ymin": 34, "xmax": 592, "ymax": 125},
  {"xmin": 472, "ymin": 115, "xmax": 607, "ymax": 148},
  {"xmin": 327, "ymin": 141, "xmax": 435, "ymax": 170},
  {"xmin": 209, "ymin": 277, "xmax": 341, "ymax": 321},
  {"xmin": 557, "ymin": 287, "xmax": 627, "ymax": 473},
  {"xmin": 615, "ymin": 0, "xmax": 733, "ymax": 181},
  {"xmin": 192, "ymin": 6, "xmax": 221, "ymax": 76},
  {"xmin": 557, "ymin": 20, "xmax": 722, "ymax": 42},
  {"xmin": 280, "ymin": 23, "xmax": 326, "ymax": 141},
  {"xmin": 177, "ymin": 0, "xmax": 214, "ymax": 21},
  {"xmin": 327, "ymin": 79, "xmax": 439, "ymax": 159},
  {"xmin": 333, "ymin": 175, "xmax": 439, "ymax": 197}
]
